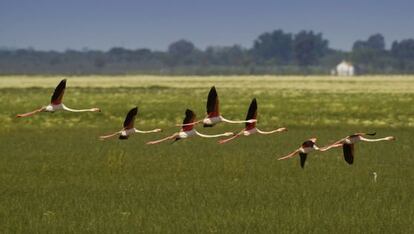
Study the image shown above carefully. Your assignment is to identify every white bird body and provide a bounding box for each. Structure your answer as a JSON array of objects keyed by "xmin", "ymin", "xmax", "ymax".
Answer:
[
  {"xmin": 178, "ymin": 129, "xmax": 197, "ymax": 139},
  {"xmin": 44, "ymin": 104, "xmax": 63, "ymax": 112},
  {"xmin": 202, "ymin": 116, "xmax": 222, "ymax": 125},
  {"xmin": 243, "ymin": 128, "xmax": 257, "ymax": 136},
  {"xmin": 345, "ymin": 135, "xmax": 361, "ymax": 144},
  {"xmin": 120, "ymin": 128, "xmax": 136, "ymax": 137},
  {"xmin": 300, "ymin": 145, "xmax": 319, "ymax": 154}
]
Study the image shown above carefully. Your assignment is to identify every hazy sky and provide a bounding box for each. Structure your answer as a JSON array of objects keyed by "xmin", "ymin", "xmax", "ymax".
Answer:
[{"xmin": 1, "ymin": 0, "xmax": 413, "ymax": 51}]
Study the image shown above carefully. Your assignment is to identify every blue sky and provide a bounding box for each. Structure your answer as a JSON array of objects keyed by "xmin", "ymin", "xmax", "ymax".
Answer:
[{"xmin": 1, "ymin": 0, "xmax": 413, "ymax": 51}]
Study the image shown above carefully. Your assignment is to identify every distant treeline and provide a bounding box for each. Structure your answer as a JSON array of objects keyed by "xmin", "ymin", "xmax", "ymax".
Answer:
[{"xmin": 1, "ymin": 30, "xmax": 414, "ymax": 75}]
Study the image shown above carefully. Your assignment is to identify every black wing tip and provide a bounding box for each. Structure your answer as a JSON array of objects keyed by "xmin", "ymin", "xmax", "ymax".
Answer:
[
  {"xmin": 119, "ymin": 135, "xmax": 129, "ymax": 140},
  {"xmin": 367, "ymin": 132, "xmax": 376, "ymax": 136},
  {"xmin": 249, "ymin": 98, "xmax": 257, "ymax": 108},
  {"xmin": 129, "ymin": 107, "xmax": 138, "ymax": 115},
  {"xmin": 208, "ymin": 86, "xmax": 218, "ymax": 97},
  {"xmin": 59, "ymin": 79, "xmax": 67, "ymax": 86},
  {"xmin": 185, "ymin": 109, "xmax": 195, "ymax": 119},
  {"xmin": 59, "ymin": 79, "xmax": 66, "ymax": 85},
  {"xmin": 299, "ymin": 153, "xmax": 307, "ymax": 168},
  {"xmin": 250, "ymin": 98, "xmax": 257, "ymax": 108},
  {"xmin": 344, "ymin": 155, "xmax": 354, "ymax": 164},
  {"xmin": 342, "ymin": 144, "xmax": 354, "ymax": 165}
]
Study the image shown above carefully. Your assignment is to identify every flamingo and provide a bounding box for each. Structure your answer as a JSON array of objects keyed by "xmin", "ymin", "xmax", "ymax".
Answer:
[
  {"xmin": 320, "ymin": 133, "xmax": 395, "ymax": 164},
  {"xmin": 277, "ymin": 138, "xmax": 331, "ymax": 168},
  {"xmin": 16, "ymin": 79, "xmax": 100, "ymax": 117},
  {"xmin": 146, "ymin": 109, "xmax": 233, "ymax": 145},
  {"xmin": 218, "ymin": 98, "xmax": 287, "ymax": 144},
  {"xmin": 100, "ymin": 107, "xmax": 162, "ymax": 140},
  {"xmin": 178, "ymin": 86, "xmax": 257, "ymax": 128}
]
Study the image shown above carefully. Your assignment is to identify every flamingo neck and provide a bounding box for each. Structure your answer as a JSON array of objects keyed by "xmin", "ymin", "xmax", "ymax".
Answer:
[{"xmin": 360, "ymin": 137, "xmax": 393, "ymax": 142}]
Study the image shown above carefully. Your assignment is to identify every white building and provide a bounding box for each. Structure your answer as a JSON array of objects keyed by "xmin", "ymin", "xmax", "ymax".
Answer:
[{"xmin": 334, "ymin": 60, "xmax": 355, "ymax": 76}]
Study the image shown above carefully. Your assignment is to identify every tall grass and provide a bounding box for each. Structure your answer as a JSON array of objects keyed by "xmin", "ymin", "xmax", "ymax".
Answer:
[{"xmin": 0, "ymin": 76, "xmax": 413, "ymax": 233}]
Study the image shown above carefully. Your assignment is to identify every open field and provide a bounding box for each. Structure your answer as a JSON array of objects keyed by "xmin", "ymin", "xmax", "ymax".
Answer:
[{"xmin": 0, "ymin": 75, "xmax": 413, "ymax": 233}]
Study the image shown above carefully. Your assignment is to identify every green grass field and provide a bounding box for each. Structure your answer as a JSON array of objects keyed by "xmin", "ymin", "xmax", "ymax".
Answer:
[{"xmin": 0, "ymin": 75, "xmax": 413, "ymax": 233}]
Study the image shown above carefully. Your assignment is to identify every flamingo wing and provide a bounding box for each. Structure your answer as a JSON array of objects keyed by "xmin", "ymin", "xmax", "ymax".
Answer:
[
  {"xmin": 123, "ymin": 107, "xmax": 138, "ymax": 129},
  {"xmin": 245, "ymin": 98, "xmax": 257, "ymax": 129},
  {"xmin": 299, "ymin": 152, "xmax": 307, "ymax": 168},
  {"xmin": 182, "ymin": 109, "xmax": 196, "ymax": 131},
  {"xmin": 50, "ymin": 79, "xmax": 66, "ymax": 105},
  {"xmin": 206, "ymin": 86, "xmax": 219, "ymax": 117},
  {"xmin": 342, "ymin": 144, "xmax": 354, "ymax": 164}
]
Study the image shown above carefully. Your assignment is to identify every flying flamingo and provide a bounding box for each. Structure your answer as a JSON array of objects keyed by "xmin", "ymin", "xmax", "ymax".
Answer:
[
  {"xmin": 320, "ymin": 133, "xmax": 395, "ymax": 164},
  {"xmin": 146, "ymin": 109, "xmax": 233, "ymax": 145},
  {"xmin": 100, "ymin": 107, "xmax": 162, "ymax": 140},
  {"xmin": 16, "ymin": 79, "xmax": 100, "ymax": 117},
  {"xmin": 218, "ymin": 98, "xmax": 287, "ymax": 144},
  {"xmin": 178, "ymin": 86, "xmax": 257, "ymax": 128},
  {"xmin": 277, "ymin": 138, "xmax": 332, "ymax": 168}
]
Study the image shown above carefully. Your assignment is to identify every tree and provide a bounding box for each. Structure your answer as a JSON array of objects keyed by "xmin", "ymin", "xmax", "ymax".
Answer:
[
  {"xmin": 391, "ymin": 39, "xmax": 414, "ymax": 72},
  {"xmin": 353, "ymin": 33, "xmax": 385, "ymax": 51},
  {"xmin": 168, "ymin": 40, "xmax": 195, "ymax": 58},
  {"xmin": 166, "ymin": 39, "xmax": 199, "ymax": 66},
  {"xmin": 205, "ymin": 45, "xmax": 249, "ymax": 66},
  {"xmin": 293, "ymin": 30, "xmax": 328, "ymax": 66},
  {"xmin": 252, "ymin": 30, "xmax": 292, "ymax": 64},
  {"xmin": 391, "ymin": 39, "xmax": 414, "ymax": 60},
  {"xmin": 352, "ymin": 34, "xmax": 388, "ymax": 73}
]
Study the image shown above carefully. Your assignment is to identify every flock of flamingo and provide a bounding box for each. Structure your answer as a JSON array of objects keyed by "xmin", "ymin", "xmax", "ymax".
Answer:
[{"xmin": 16, "ymin": 79, "xmax": 396, "ymax": 168}]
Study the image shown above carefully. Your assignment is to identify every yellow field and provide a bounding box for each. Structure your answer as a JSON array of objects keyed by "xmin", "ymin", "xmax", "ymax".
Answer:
[{"xmin": 1, "ymin": 75, "xmax": 414, "ymax": 93}]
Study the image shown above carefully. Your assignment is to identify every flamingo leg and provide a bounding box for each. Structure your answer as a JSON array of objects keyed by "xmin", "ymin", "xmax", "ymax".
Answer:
[
  {"xmin": 218, "ymin": 130, "xmax": 244, "ymax": 144},
  {"xmin": 146, "ymin": 133, "xmax": 179, "ymax": 145},
  {"xmin": 278, "ymin": 149, "xmax": 300, "ymax": 160},
  {"xmin": 319, "ymin": 138, "xmax": 347, "ymax": 151},
  {"xmin": 99, "ymin": 131, "xmax": 122, "ymax": 140},
  {"xmin": 319, "ymin": 143, "xmax": 343, "ymax": 151},
  {"xmin": 16, "ymin": 107, "xmax": 46, "ymax": 118}
]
